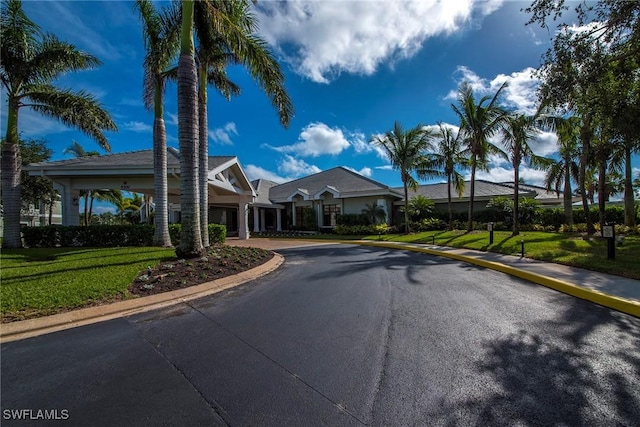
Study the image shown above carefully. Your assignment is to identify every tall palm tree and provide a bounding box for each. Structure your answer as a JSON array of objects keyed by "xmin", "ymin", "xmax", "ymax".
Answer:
[
  {"xmin": 176, "ymin": 0, "xmax": 294, "ymax": 257},
  {"xmin": 62, "ymin": 141, "xmax": 100, "ymax": 226},
  {"xmin": 370, "ymin": 121, "xmax": 433, "ymax": 233},
  {"xmin": 500, "ymin": 112, "xmax": 551, "ymax": 235},
  {"xmin": 427, "ymin": 122, "xmax": 468, "ymax": 229},
  {"xmin": 451, "ymin": 82, "xmax": 508, "ymax": 232},
  {"xmin": 176, "ymin": 0, "xmax": 203, "ymax": 258},
  {"xmin": 1, "ymin": 0, "xmax": 117, "ymax": 247},
  {"xmin": 542, "ymin": 115, "xmax": 581, "ymax": 225},
  {"xmin": 135, "ymin": 0, "xmax": 180, "ymax": 247}
]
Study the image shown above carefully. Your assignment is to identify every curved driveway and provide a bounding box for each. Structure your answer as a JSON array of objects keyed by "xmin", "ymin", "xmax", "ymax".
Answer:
[{"xmin": 2, "ymin": 244, "xmax": 639, "ymax": 426}]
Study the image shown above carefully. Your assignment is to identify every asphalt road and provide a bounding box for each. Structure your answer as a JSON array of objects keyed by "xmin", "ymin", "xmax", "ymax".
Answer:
[{"xmin": 2, "ymin": 244, "xmax": 639, "ymax": 426}]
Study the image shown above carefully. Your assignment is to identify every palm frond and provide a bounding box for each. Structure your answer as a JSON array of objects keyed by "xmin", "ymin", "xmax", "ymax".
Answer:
[{"xmin": 24, "ymin": 85, "xmax": 117, "ymax": 151}]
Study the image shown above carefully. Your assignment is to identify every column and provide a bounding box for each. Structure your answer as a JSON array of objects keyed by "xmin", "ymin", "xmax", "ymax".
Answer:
[
  {"xmin": 238, "ymin": 201, "xmax": 250, "ymax": 240},
  {"xmin": 56, "ymin": 181, "xmax": 80, "ymax": 226},
  {"xmin": 276, "ymin": 209, "xmax": 282, "ymax": 232},
  {"xmin": 292, "ymin": 202, "xmax": 297, "ymax": 226},
  {"xmin": 260, "ymin": 209, "xmax": 266, "ymax": 232},
  {"xmin": 253, "ymin": 206, "xmax": 260, "ymax": 233}
]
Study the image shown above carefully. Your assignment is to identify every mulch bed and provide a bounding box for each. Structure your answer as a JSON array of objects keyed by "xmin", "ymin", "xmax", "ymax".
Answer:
[{"xmin": 129, "ymin": 244, "xmax": 274, "ymax": 296}]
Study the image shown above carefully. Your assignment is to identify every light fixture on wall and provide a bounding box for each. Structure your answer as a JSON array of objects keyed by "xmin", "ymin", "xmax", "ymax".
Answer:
[{"xmin": 72, "ymin": 196, "xmax": 79, "ymax": 206}]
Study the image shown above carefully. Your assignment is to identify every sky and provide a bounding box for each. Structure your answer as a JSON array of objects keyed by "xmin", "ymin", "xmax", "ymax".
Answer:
[{"xmin": 3, "ymin": 0, "xmax": 639, "ymax": 202}]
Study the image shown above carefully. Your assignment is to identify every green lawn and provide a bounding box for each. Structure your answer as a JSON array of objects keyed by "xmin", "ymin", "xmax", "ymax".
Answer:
[
  {"xmin": 1, "ymin": 247, "xmax": 174, "ymax": 321},
  {"xmin": 359, "ymin": 230, "xmax": 640, "ymax": 280},
  {"xmin": 262, "ymin": 230, "xmax": 640, "ymax": 280}
]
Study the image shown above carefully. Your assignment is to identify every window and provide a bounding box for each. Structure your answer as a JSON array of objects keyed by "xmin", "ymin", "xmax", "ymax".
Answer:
[{"xmin": 323, "ymin": 204, "xmax": 340, "ymax": 227}]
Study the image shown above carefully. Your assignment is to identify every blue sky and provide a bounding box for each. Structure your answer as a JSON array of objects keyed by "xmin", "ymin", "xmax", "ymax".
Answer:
[{"xmin": 3, "ymin": 0, "xmax": 639, "ymax": 199}]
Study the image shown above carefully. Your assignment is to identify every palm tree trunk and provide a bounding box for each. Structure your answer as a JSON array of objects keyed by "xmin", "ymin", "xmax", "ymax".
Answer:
[
  {"xmin": 623, "ymin": 146, "xmax": 636, "ymax": 227},
  {"xmin": 1, "ymin": 97, "xmax": 22, "ymax": 248},
  {"xmin": 403, "ymin": 177, "xmax": 410, "ymax": 234},
  {"xmin": 198, "ymin": 63, "xmax": 210, "ymax": 248},
  {"xmin": 176, "ymin": 0, "xmax": 203, "ymax": 258},
  {"xmin": 447, "ymin": 174, "xmax": 453, "ymax": 230},
  {"xmin": 579, "ymin": 117, "xmax": 594, "ymax": 234},
  {"xmin": 467, "ymin": 154, "xmax": 477, "ymax": 232},
  {"xmin": 89, "ymin": 196, "xmax": 95, "ymax": 225},
  {"xmin": 153, "ymin": 84, "xmax": 172, "ymax": 247},
  {"xmin": 513, "ymin": 165, "xmax": 520, "ymax": 236},
  {"xmin": 83, "ymin": 193, "xmax": 90, "ymax": 226},
  {"xmin": 563, "ymin": 155, "xmax": 573, "ymax": 225},
  {"xmin": 597, "ymin": 157, "xmax": 607, "ymax": 230}
]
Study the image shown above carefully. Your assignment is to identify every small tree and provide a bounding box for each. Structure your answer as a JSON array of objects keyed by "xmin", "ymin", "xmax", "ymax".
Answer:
[
  {"xmin": 406, "ymin": 195, "xmax": 435, "ymax": 222},
  {"xmin": 361, "ymin": 203, "xmax": 387, "ymax": 225}
]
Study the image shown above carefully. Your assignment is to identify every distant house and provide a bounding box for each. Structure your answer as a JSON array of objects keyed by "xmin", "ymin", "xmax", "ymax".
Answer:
[
  {"xmin": 25, "ymin": 151, "xmax": 579, "ymax": 238},
  {"xmin": 264, "ymin": 167, "xmax": 403, "ymax": 230},
  {"xmin": 397, "ymin": 180, "xmax": 580, "ymax": 213}
]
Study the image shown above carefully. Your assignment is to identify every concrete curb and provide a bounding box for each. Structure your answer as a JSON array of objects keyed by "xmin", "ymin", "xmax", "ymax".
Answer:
[
  {"xmin": 343, "ymin": 240, "xmax": 640, "ymax": 318},
  {"xmin": 0, "ymin": 253, "xmax": 284, "ymax": 343}
]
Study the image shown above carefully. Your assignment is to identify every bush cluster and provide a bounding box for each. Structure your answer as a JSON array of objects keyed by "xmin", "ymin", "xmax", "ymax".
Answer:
[
  {"xmin": 333, "ymin": 224, "xmax": 396, "ymax": 235},
  {"xmin": 168, "ymin": 223, "xmax": 226, "ymax": 246},
  {"xmin": 22, "ymin": 225, "xmax": 155, "ymax": 247},
  {"xmin": 22, "ymin": 223, "xmax": 227, "ymax": 248}
]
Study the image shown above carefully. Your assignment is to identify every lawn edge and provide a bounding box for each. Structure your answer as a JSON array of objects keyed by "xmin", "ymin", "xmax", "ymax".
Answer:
[
  {"xmin": 344, "ymin": 240, "xmax": 640, "ymax": 318},
  {"xmin": 0, "ymin": 253, "xmax": 284, "ymax": 343}
]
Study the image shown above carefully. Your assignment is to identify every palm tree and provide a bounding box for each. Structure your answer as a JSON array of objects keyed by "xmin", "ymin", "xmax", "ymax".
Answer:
[
  {"xmin": 362, "ymin": 203, "xmax": 387, "ymax": 225},
  {"xmin": 500, "ymin": 112, "xmax": 552, "ymax": 235},
  {"xmin": 176, "ymin": 0, "xmax": 294, "ymax": 257},
  {"xmin": 427, "ymin": 122, "xmax": 468, "ymax": 229},
  {"xmin": 193, "ymin": 0, "xmax": 293, "ymax": 248},
  {"xmin": 63, "ymin": 141, "xmax": 100, "ymax": 226},
  {"xmin": 370, "ymin": 121, "xmax": 433, "ymax": 233},
  {"xmin": 135, "ymin": 0, "xmax": 180, "ymax": 247},
  {"xmin": 451, "ymin": 82, "xmax": 508, "ymax": 232},
  {"xmin": 1, "ymin": 0, "xmax": 117, "ymax": 247},
  {"xmin": 542, "ymin": 115, "xmax": 581, "ymax": 226}
]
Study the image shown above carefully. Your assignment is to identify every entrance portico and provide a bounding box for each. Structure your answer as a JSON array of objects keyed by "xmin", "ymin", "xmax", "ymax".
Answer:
[{"xmin": 24, "ymin": 147, "xmax": 257, "ymax": 239}]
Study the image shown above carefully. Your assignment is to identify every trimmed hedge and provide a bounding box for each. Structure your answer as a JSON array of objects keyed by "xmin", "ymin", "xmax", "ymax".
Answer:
[
  {"xmin": 168, "ymin": 223, "xmax": 226, "ymax": 246},
  {"xmin": 22, "ymin": 225, "xmax": 155, "ymax": 247},
  {"xmin": 22, "ymin": 223, "xmax": 226, "ymax": 248}
]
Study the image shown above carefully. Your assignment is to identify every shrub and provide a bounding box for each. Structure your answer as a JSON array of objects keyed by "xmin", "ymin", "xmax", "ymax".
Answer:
[
  {"xmin": 169, "ymin": 223, "xmax": 226, "ymax": 246},
  {"xmin": 334, "ymin": 224, "xmax": 377, "ymax": 235},
  {"xmin": 22, "ymin": 225, "xmax": 155, "ymax": 247},
  {"xmin": 337, "ymin": 213, "xmax": 369, "ymax": 226},
  {"xmin": 410, "ymin": 217, "xmax": 446, "ymax": 232},
  {"xmin": 21, "ymin": 223, "xmax": 226, "ymax": 248}
]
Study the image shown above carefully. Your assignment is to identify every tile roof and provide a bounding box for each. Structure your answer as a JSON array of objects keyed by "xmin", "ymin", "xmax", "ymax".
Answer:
[
  {"xmin": 250, "ymin": 179, "xmax": 281, "ymax": 205},
  {"xmin": 397, "ymin": 180, "xmax": 537, "ymax": 201},
  {"xmin": 25, "ymin": 147, "xmax": 235, "ymax": 171},
  {"xmin": 268, "ymin": 167, "xmax": 402, "ymax": 201}
]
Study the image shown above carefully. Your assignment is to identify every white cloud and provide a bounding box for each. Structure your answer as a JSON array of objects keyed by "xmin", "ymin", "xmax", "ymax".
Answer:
[
  {"xmin": 123, "ymin": 121, "xmax": 152, "ymax": 133},
  {"xmin": 375, "ymin": 165, "xmax": 395, "ymax": 171},
  {"xmin": 344, "ymin": 166, "xmax": 373, "ymax": 178},
  {"xmin": 278, "ymin": 155, "xmax": 322, "ymax": 177},
  {"xmin": 530, "ymin": 130, "xmax": 559, "ymax": 156},
  {"xmin": 266, "ymin": 122, "xmax": 352, "ymax": 157},
  {"xmin": 166, "ymin": 113, "xmax": 178, "ymax": 126},
  {"xmin": 353, "ymin": 132, "xmax": 390, "ymax": 160},
  {"xmin": 244, "ymin": 164, "xmax": 288, "ymax": 184},
  {"xmin": 255, "ymin": 0, "xmax": 503, "ymax": 83},
  {"xmin": 447, "ymin": 66, "xmax": 541, "ymax": 115},
  {"xmin": 209, "ymin": 122, "xmax": 238, "ymax": 145}
]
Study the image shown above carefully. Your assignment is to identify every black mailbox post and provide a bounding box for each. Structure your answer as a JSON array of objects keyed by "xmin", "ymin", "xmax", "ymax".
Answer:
[
  {"xmin": 488, "ymin": 222, "xmax": 494, "ymax": 245},
  {"xmin": 602, "ymin": 223, "xmax": 615, "ymax": 260}
]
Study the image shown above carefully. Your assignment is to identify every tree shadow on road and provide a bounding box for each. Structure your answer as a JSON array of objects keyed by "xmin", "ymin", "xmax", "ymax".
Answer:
[
  {"xmin": 427, "ymin": 296, "xmax": 640, "ymax": 426},
  {"xmin": 283, "ymin": 245, "xmax": 460, "ymax": 285}
]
